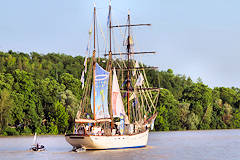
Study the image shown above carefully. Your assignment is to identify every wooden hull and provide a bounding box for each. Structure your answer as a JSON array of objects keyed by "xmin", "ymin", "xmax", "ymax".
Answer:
[{"xmin": 65, "ymin": 130, "xmax": 149, "ymax": 150}]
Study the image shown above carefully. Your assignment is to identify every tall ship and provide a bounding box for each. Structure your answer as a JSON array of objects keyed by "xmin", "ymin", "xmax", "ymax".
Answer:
[{"xmin": 65, "ymin": 1, "xmax": 159, "ymax": 150}]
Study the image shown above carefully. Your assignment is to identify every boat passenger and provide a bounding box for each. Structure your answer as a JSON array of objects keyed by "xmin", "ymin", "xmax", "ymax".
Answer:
[{"xmin": 78, "ymin": 125, "xmax": 85, "ymax": 135}]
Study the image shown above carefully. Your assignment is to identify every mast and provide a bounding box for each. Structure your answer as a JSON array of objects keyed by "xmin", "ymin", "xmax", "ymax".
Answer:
[
  {"xmin": 108, "ymin": 1, "xmax": 114, "ymax": 129},
  {"xmin": 127, "ymin": 10, "xmax": 131, "ymax": 122},
  {"xmin": 93, "ymin": 3, "xmax": 96, "ymax": 121},
  {"xmin": 104, "ymin": 7, "xmax": 160, "ymax": 123}
]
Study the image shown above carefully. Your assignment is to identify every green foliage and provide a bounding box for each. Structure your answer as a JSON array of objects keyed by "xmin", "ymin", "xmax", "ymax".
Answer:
[
  {"xmin": 155, "ymin": 89, "xmax": 180, "ymax": 131},
  {"xmin": 0, "ymin": 50, "xmax": 240, "ymax": 135},
  {"xmin": 155, "ymin": 105, "xmax": 169, "ymax": 131},
  {"xmin": 231, "ymin": 110, "xmax": 240, "ymax": 128},
  {"xmin": 50, "ymin": 101, "xmax": 69, "ymax": 133},
  {"xmin": 0, "ymin": 89, "xmax": 13, "ymax": 130},
  {"xmin": 35, "ymin": 127, "xmax": 42, "ymax": 134},
  {"xmin": 48, "ymin": 122, "xmax": 58, "ymax": 135},
  {"xmin": 158, "ymin": 70, "xmax": 193, "ymax": 99},
  {"xmin": 215, "ymin": 87, "xmax": 238, "ymax": 105},
  {"xmin": 199, "ymin": 105, "xmax": 213, "ymax": 130},
  {"xmin": 178, "ymin": 102, "xmax": 190, "ymax": 130},
  {"xmin": 60, "ymin": 73, "xmax": 82, "ymax": 99},
  {"xmin": 210, "ymin": 101, "xmax": 226, "ymax": 129},
  {"xmin": 11, "ymin": 69, "xmax": 42, "ymax": 133},
  {"xmin": 180, "ymin": 83, "xmax": 213, "ymax": 130},
  {"xmin": 40, "ymin": 125, "xmax": 47, "ymax": 134},
  {"xmin": 2, "ymin": 127, "xmax": 19, "ymax": 136},
  {"xmin": 186, "ymin": 112, "xmax": 199, "ymax": 130},
  {"xmin": 22, "ymin": 127, "xmax": 32, "ymax": 135},
  {"xmin": 60, "ymin": 90, "xmax": 80, "ymax": 131}
]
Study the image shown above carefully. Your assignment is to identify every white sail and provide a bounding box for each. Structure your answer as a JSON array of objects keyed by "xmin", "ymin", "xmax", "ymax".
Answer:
[
  {"xmin": 112, "ymin": 68, "xmax": 126, "ymax": 118},
  {"xmin": 33, "ymin": 133, "xmax": 37, "ymax": 145}
]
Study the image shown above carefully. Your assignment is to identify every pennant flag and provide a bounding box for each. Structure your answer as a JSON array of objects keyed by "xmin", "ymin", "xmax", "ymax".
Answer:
[
  {"xmin": 107, "ymin": 9, "xmax": 110, "ymax": 26},
  {"xmin": 135, "ymin": 61, "xmax": 139, "ymax": 68},
  {"xmin": 135, "ymin": 73, "xmax": 144, "ymax": 86},
  {"xmin": 89, "ymin": 25, "xmax": 93, "ymax": 35},
  {"xmin": 86, "ymin": 45, "xmax": 89, "ymax": 52},
  {"xmin": 121, "ymin": 79, "xmax": 128, "ymax": 88},
  {"xmin": 84, "ymin": 57, "xmax": 87, "ymax": 73},
  {"xmin": 129, "ymin": 36, "xmax": 134, "ymax": 45},
  {"xmin": 81, "ymin": 71, "xmax": 85, "ymax": 89},
  {"xmin": 133, "ymin": 61, "xmax": 139, "ymax": 76}
]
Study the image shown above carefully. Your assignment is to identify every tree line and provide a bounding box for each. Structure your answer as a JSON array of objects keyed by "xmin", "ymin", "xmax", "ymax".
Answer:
[{"xmin": 0, "ymin": 50, "xmax": 239, "ymax": 135}]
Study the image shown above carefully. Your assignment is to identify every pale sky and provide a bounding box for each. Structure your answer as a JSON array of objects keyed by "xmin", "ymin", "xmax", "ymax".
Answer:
[{"xmin": 0, "ymin": 0, "xmax": 240, "ymax": 88}]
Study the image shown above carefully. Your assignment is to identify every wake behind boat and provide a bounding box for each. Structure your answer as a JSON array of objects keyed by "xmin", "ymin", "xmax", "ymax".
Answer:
[{"xmin": 65, "ymin": 1, "xmax": 159, "ymax": 150}]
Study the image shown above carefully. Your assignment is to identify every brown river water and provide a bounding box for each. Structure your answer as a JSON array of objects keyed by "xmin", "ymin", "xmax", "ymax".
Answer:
[{"xmin": 0, "ymin": 129, "xmax": 240, "ymax": 160}]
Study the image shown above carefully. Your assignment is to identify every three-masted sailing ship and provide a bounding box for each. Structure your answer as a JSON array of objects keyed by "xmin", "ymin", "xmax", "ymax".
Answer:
[{"xmin": 65, "ymin": 2, "xmax": 159, "ymax": 150}]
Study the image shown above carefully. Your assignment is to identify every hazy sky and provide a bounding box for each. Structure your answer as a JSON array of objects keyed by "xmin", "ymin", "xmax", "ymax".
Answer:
[{"xmin": 0, "ymin": 0, "xmax": 240, "ymax": 88}]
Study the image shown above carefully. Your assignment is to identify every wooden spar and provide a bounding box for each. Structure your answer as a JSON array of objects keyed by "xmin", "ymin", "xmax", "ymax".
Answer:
[
  {"xmin": 93, "ymin": 4, "xmax": 96, "ymax": 122},
  {"xmin": 108, "ymin": 3, "xmax": 114, "ymax": 129},
  {"xmin": 114, "ymin": 67, "xmax": 158, "ymax": 71},
  {"xmin": 121, "ymin": 87, "xmax": 162, "ymax": 92},
  {"xmin": 104, "ymin": 51, "xmax": 156, "ymax": 56},
  {"xmin": 111, "ymin": 24, "xmax": 151, "ymax": 28},
  {"xmin": 127, "ymin": 11, "xmax": 131, "ymax": 122}
]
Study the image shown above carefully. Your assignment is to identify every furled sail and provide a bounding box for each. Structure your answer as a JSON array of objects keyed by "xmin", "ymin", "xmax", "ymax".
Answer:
[
  {"xmin": 91, "ymin": 63, "xmax": 110, "ymax": 119},
  {"xmin": 112, "ymin": 68, "xmax": 126, "ymax": 117}
]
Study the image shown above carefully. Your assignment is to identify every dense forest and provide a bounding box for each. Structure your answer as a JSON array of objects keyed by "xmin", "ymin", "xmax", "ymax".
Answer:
[{"xmin": 0, "ymin": 50, "xmax": 240, "ymax": 136}]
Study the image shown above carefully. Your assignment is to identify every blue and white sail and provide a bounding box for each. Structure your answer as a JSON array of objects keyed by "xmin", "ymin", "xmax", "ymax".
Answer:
[{"xmin": 91, "ymin": 63, "xmax": 110, "ymax": 119}]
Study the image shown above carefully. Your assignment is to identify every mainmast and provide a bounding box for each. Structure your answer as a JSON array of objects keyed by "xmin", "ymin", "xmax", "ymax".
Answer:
[
  {"xmin": 93, "ymin": 3, "xmax": 96, "ymax": 121},
  {"xmin": 108, "ymin": 1, "xmax": 114, "ymax": 129}
]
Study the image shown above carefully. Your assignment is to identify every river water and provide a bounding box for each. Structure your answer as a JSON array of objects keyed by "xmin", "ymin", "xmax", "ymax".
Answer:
[{"xmin": 0, "ymin": 129, "xmax": 240, "ymax": 160}]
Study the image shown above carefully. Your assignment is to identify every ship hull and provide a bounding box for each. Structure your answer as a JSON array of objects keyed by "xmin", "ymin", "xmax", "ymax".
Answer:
[{"xmin": 65, "ymin": 130, "xmax": 149, "ymax": 150}]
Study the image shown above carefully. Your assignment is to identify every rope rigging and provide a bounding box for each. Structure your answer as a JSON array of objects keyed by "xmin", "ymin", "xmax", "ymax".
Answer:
[{"xmin": 77, "ymin": 4, "xmax": 160, "ymax": 124}]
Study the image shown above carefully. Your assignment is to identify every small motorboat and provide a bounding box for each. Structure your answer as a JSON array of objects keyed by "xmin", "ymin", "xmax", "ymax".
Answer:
[{"xmin": 29, "ymin": 133, "xmax": 46, "ymax": 151}]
